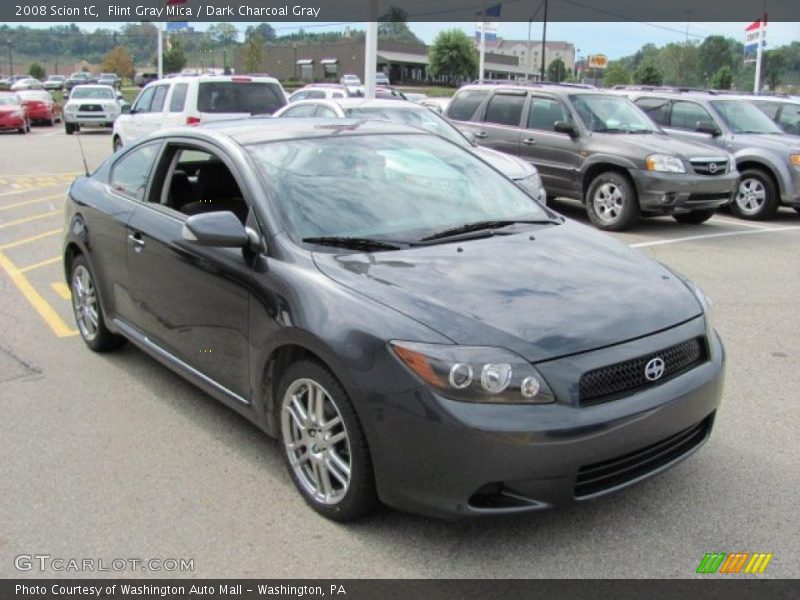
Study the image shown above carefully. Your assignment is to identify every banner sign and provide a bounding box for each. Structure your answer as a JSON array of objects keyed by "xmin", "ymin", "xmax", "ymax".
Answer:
[{"xmin": 744, "ymin": 17, "xmax": 767, "ymax": 62}]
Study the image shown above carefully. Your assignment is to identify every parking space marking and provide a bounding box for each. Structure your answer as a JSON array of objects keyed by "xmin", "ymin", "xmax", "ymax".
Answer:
[
  {"xmin": 630, "ymin": 225, "xmax": 800, "ymax": 248},
  {"xmin": 0, "ymin": 208, "xmax": 62, "ymax": 230},
  {"xmin": 0, "ymin": 192, "xmax": 65, "ymax": 212},
  {"xmin": 51, "ymin": 282, "xmax": 72, "ymax": 300},
  {"xmin": 0, "ymin": 228, "xmax": 62, "ymax": 251},
  {"xmin": 0, "ymin": 250, "xmax": 77, "ymax": 337},
  {"xmin": 19, "ymin": 256, "xmax": 62, "ymax": 273},
  {"xmin": 707, "ymin": 218, "xmax": 772, "ymax": 230}
]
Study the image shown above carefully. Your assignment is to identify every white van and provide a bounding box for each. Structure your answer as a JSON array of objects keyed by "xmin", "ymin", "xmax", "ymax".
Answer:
[{"xmin": 112, "ymin": 75, "xmax": 287, "ymax": 151}]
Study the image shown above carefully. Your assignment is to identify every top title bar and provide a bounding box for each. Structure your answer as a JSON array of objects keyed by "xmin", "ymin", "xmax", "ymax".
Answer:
[{"xmin": 2, "ymin": 0, "xmax": 799, "ymax": 23}]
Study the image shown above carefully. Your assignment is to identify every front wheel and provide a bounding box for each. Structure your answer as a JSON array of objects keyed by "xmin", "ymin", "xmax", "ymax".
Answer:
[
  {"xmin": 585, "ymin": 171, "xmax": 639, "ymax": 231},
  {"xmin": 65, "ymin": 122, "xmax": 75, "ymax": 135},
  {"xmin": 731, "ymin": 169, "xmax": 779, "ymax": 220},
  {"xmin": 277, "ymin": 360, "xmax": 377, "ymax": 521},
  {"xmin": 673, "ymin": 209, "xmax": 716, "ymax": 224},
  {"xmin": 69, "ymin": 255, "xmax": 125, "ymax": 352}
]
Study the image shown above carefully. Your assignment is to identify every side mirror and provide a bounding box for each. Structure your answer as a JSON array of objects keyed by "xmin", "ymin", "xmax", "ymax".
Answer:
[
  {"xmin": 182, "ymin": 211, "xmax": 252, "ymax": 248},
  {"xmin": 554, "ymin": 121, "xmax": 578, "ymax": 137},
  {"xmin": 121, "ymin": 104, "xmax": 131, "ymax": 114},
  {"xmin": 695, "ymin": 120, "xmax": 721, "ymax": 136}
]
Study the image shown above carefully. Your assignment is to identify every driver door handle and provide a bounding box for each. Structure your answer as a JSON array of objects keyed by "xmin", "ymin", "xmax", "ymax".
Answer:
[
  {"xmin": 128, "ymin": 232, "xmax": 145, "ymax": 252},
  {"xmin": 523, "ymin": 138, "xmax": 537, "ymax": 145},
  {"xmin": 473, "ymin": 131, "xmax": 487, "ymax": 138}
]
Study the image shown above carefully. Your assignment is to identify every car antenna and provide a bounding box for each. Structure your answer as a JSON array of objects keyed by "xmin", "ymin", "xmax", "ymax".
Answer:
[{"xmin": 75, "ymin": 131, "xmax": 90, "ymax": 176}]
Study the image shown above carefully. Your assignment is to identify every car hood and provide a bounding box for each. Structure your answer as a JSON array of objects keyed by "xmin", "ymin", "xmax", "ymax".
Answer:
[
  {"xmin": 593, "ymin": 132, "xmax": 728, "ymax": 160},
  {"xmin": 472, "ymin": 146, "xmax": 536, "ymax": 180},
  {"xmin": 312, "ymin": 219, "xmax": 702, "ymax": 362},
  {"xmin": 729, "ymin": 132, "xmax": 800, "ymax": 153}
]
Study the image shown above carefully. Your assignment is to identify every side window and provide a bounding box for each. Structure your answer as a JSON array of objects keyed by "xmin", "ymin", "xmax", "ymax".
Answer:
[
  {"xmin": 110, "ymin": 143, "xmax": 161, "ymax": 200},
  {"xmin": 316, "ymin": 106, "xmax": 337, "ymax": 118},
  {"xmin": 483, "ymin": 93, "xmax": 526, "ymax": 127},
  {"xmin": 527, "ymin": 97, "xmax": 572, "ymax": 131},
  {"xmin": 333, "ymin": 92, "xmax": 344, "ymax": 99},
  {"xmin": 634, "ymin": 97, "xmax": 670, "ymax": 126},
  {"xmin": 306, "ymin": 90, "xmax": 326, "ymax": 99},
  {"xmin": 290, "ymin": 92, "xmax": 306, "ymax": 102},
  {"xmin": 753, "ymin": 102, "xmax": 779, "ymax": 119},
  {"xmin": 446, "ymin": 89, "xmax": 490, "ymax": 121},
  {"xmin": 777, "ymin": 105, "xmax": 800, "ymax": 131},
  {"xmin": 169, "ymin": 83, "xmax": 188, "ymax": 112},
  {"xmin": 670, "ymin": 101, "xmax": 714, "ymax": 130},
  {"xmin": 150, "ymin": 85, "xmax": 169, "ymax": 113},
  {"xmin": 283, "ymin": 105, "xmax": 318, "ymax": 118},
  {"xmin": 132, "ymin": 87, "xmax": 155, "ymax": 113}
]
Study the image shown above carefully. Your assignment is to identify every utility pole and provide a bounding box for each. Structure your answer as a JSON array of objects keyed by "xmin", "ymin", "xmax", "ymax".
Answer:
[
  {"xmin": 478, "ymin": 0, "xmax": 486, "ymax": 83},
  {"xmin": 157, "ymin": 23, "xmax": 163, "ymax": 79},
  {"xmin": 754, "ymin": 14, "xmax": 765, "ymax": 92},
  {"xmin": 539, "ymin": 0, "xmax": 548, "ymax": 81},
  {"xmin": 526, "ymin": 18, "xmax": 532, "ymax": 81},
  {"xmin": 364, "ymin": 0, "xmax": 378, "ymax": 98},
  {"xmin": 6, "ymin": 40, "xmax": 12, "ymax": 76}
]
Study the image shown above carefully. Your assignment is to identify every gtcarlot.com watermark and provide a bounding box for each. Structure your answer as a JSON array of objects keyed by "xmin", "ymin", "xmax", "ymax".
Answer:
[{"xmin": 15, "ymin": 554, "xmax": 194, "ymax": 573}]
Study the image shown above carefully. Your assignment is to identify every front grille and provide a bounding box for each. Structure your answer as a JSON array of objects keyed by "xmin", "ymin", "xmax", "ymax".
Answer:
[
  {"xmin": 690, "ymin": 159, "xmax": 728, "ymax": 176},
  {"xmin": 688, "ymin": 192, "xmax": 731, "ymax": 202},
  {"xmin": 79, "ymin": 104, "xmax": 102, "ymax": 112},
  {"xmin": 574, "ymin": 413, "xmax": 713, "ymax": 498},
  {"xmin": 579, "ymin": 338, "xmax": 705, "ymax": 405}
]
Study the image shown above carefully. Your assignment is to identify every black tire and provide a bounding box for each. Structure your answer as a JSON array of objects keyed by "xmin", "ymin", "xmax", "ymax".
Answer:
[
  {"xmin": 113, "ymin": 136, "xmax": 123, "ymax": 152},
  {"xmin": 585, "ymin": 171, "xmax": 640, "ymax": 231},
  {"xmin": 672, "ymin": 209, "xmax": 716, "ymax": 225},
  {"xmin": 276, "ymin": 359, "xmax": 377, "ymax": 521},
  {"xmin": 794, "ymin": 207, "xmax": 800, "ymax": 215},
  {"xmin": 69, "ymin": 255, "xmax": 125, "ymax": 352},
  {"xmin": 65, "ymin": 122, "xmax": 75, "ymax": 135},
  {"xmin": 17, "ymin": 125, "xmax": 26, "ymax": 134},
  {"xmin": 731, "ymin": 168, "xmax": 779, "ymax": 220}
]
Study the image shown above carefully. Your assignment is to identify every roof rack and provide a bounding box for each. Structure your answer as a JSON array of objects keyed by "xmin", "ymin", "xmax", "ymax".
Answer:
[{"xmin": 469, "ymin": 79, "xmax": 595, "ymax": 89}]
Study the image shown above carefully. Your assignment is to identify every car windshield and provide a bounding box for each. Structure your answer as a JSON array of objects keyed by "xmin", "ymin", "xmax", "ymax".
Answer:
[
  {"xmin": 710, "ymin": 100, "xmax": 782, "ymax": 134},
  {"xmin": 247, "ymin": 133, "xmax": 548, "ymax": 242},
  {"xmin": 570, "ymin": 94, "xmax": 656, "ymax": 133},
  {"xmin": 343, "ymin": 106, "xmax": 469, "ymax": 147},
  {"xmin": 18, "ymin": 91, "xmax": 49, "ymax": 101},
  {"xmin": 71, "ymin": 88, "xmax": 114, "ymax": 99},
  {"xmin": 0, "ymin": 95, "xmax": 20, "ymax": 106}
]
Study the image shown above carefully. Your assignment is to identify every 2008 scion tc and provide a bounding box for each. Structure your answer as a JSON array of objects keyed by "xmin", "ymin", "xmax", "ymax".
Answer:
[{"xmin": 63, "ymin": 119, "xmax": 724, "ymax": 520}]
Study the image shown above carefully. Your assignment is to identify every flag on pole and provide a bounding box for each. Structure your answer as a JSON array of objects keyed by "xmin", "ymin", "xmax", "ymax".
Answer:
[
  {"xmin": 744, "ymin": 16, "xmax": 767, "ymax": 63},
  {"xmin": 475, "ymin": 3, "xmax": 502, "ymax": 41}
]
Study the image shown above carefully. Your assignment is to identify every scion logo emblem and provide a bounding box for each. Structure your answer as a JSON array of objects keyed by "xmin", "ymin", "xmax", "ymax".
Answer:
[
  {"xmin": 708, "ymin": 163, "xmax": 718, "ymax": 173},
  {"xmin": 644, "ymin": 357, "xmax": 666, "ymax": 381}
]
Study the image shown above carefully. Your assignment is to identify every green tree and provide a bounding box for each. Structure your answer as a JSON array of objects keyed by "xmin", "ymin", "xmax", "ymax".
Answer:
[
  {"xmin": 245, "ymin": 23, "xmax": 275, "ymax": 43},
  {"xmin": 602, "ymin": 62, "xmax": 631, "ymax": 87},
  {"xmin": 763, "ymin": 50, "xmax": 787, "ymax": 90},
  {"xmin": 710, "ymin": 65, "xmax": 733, "ymax": 90},
  {"xmin": 243, "ymin": 36, "xmax": 264, "ymax": 73},
  {"xmin": 101, "ymin": 46, "xmax": 135, "ymax": 79},
  {"xmin": 378, "ymin": 6, "xmax": 424, "ymax": 44},
  {"xmin": 427, "ymin": 29, "xmax": 478, "ymax": 84},
  {"xmin": 698, "ymin": 36, "xmax": 734, "ymax": 81},
  {"xmin": 547, "ymin": 57, "xmax": 567, "ymax": 82},
  {"xmin": 28, "ymin": 63, "xmax": 45, "ymax": 79},
  {"xmin": 208, "ymin": 22, "xmax": 238, "ymax": 46},
  {"xmin": 659, "ymin": 42, "xmax": 698, "ymax": 86},
  {"xmin": 163, "ymin": 39, "xmax": 187, "ymax": 74},
  {"xmin": 634, "ymin": 59, "xmax": 663, "ymax": 85}
]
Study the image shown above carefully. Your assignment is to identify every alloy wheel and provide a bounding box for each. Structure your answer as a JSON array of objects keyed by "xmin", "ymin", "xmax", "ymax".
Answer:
[
  {"xmin": 735, "ymin": 177, "xmax": 766, "ymax": 216},
  {"xmin": 281, "ymin": 378, "xmax": 352, "ymax": 505},
  {"xmin": 593, "ymin": 182, "xmax": 625, "ymax": 223},
  {"xmin": 71, "ymin": 265, "xmax": 99, "ymax": 341}
]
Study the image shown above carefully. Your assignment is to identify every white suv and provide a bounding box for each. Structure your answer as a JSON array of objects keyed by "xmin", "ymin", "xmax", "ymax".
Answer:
[
  {"xmin": 63, "ymin": 85, "xmax": 124, "ymax": 134},
  {"xmin": 112, "ymin": 75, "xmax": 287, "ymax": 151}
]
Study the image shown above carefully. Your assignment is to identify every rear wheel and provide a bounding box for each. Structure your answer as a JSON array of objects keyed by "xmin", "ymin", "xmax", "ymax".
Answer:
[
  {"xmin": 17, "ymin": 124, "xmax": 27, "ymax": 134},
  {"xmin": 672, "ymin": 209, "xmax": 716, "ymax": 224},
  {"xmin": 731, "ymin": 169, "xmax": 779, "ymax": 220},
  {"xmin": 585, "ymin": 171, "xmax": 639, "ymax": 231},
  {"xmin": 277, "ymin": 360, "xmax": 377, "ymax": 521},
  {"xmin": 69, "ymin": 255, "xmax": 125, "ymax": 352}
]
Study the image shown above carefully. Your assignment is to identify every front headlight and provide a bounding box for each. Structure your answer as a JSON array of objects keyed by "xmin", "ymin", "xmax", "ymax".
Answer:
[
  {"xmin": 646, "ymin": 154, "xmax": 686, "ymax": 173},
  {"xmin": 515, "ymin": 173, "xmax": 546, "ymax": 202},
  {"xmin": 65, "ymin": 104, "xmax": 78, "ymax": 113},
  {"xmin": 390, "ymin": 341, "xmax": 555, "ymax": 404},
  {"xmin": 683, "ymin": 279, "xmax": 714, "ymax": 328},
  {"xmin": 789, "ymin": 154, "xmax": 800, "ymax": 167}
]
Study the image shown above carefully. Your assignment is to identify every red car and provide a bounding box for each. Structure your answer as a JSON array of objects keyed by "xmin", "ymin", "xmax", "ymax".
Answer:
[
  {"xmin": 0, "ymin": 93, "xmax": 30, "ymax": 133},
  {"xmin": 18, "ymin": 90, "xmax": 61, "ymax": 125}
]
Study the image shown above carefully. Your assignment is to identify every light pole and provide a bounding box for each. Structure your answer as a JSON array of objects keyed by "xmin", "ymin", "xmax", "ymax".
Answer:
[
  {"xmin": 539, "ymin": 0, "xmax": 548, "ymax": 82},
  {"xmin": 6, "ymin": 40, "xmax": 12, "ymax": 76}
]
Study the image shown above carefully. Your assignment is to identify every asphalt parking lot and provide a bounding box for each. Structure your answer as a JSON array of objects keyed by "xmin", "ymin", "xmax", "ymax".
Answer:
[{"xmin": 0, "ymin": 125, "xmax": 798, "ymax": 579}]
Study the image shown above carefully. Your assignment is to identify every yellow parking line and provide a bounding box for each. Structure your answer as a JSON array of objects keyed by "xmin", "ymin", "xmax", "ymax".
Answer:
[
  {"xmin": 52, "ymin": 281, "xmax": 72, "ymax": 300},
  {"xmin": 0, "ymin": 228, "xmax": 62, "ymax": 251},
  {"xmin": 19, "ymin": 256, "xmax": 62, "ymax": 273},
  {"xmin": 0, "ymin": 192, "xmax": 65, "ymax": 212},
  {"xmin": 0, "ymin": 250, "xmax": 77, "ymax": 337},
  {"xmin": 0, "ymin": 172, "xmax": 79, "ymax": 178},
  {"xmin": 0, "ymin": 209, "xmax": 61, "ymax": 230},
  {"xmin": 0, "ymin": 184, "xmax": 57, "ymax": 198}
]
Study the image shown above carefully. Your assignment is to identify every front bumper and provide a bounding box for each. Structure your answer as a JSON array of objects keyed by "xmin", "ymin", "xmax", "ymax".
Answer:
[
  {"xmin": 0, "ymin": 116, "xmax": 25, "ymax": 130},
  {"xmin": 64, "ymin": 111, "xmax": 118, "ymax": 126},
  {"xmin": 360, "ymin": 318, "xmax": 725, "ymax": 518},
  {"xmin": 633, "ymin": 169, "xmax": 738, "ymax": 213}
]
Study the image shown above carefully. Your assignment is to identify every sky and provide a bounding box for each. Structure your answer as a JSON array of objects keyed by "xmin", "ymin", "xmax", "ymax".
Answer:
[{"xmin": 14, "ymin": 21, "xmax": 800, "ymax": 59}]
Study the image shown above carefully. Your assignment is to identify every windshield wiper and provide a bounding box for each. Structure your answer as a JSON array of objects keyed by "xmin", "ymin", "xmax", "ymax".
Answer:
[
  {"xmin": 420, "ymin": 219, "xmax": 555, "ymax": 242},
  {"xmin": 302, "ymin": 236, "xmax": 402, "ymax": 251}
]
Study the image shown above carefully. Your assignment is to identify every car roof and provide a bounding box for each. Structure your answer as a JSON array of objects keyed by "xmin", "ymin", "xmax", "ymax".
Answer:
[
  {"xmin": 456, "ymin": 83, "xmax": 598, "ymax": 96},
  {"xmin": 160, "ymin": 118, "xmax": 429, "ymax": 146},
  {"xmin": 312, "ymin": 98, "xmax": 420, "ymax": 109},
  {"xmin": 70, "ymin": 84, "xmax": 115, "ymax": 90}
]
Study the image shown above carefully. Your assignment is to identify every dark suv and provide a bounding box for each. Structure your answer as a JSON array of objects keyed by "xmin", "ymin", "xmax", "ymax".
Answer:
[{"xmin": 446, "ymin": 84, "xmax": 739, "ymax": 231}]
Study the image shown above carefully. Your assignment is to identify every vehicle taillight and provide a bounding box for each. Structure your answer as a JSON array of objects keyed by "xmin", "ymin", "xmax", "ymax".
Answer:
[{"xmin": 186, "ymin": 116, "xmax": 201, "ymax": 126}]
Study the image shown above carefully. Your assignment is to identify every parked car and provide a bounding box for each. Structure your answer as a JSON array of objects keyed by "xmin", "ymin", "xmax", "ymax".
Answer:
[
  {"xmin": 97, "ymin": 73, "xmax": 122, "ymax": 90},
  {"xmin": 65, "ymin": 72, "xmax": 96, "ymax": 92},
  {"xmin": 274, "ymin": 97, "xmax": 546, "ymax": 202},
  {"xmin": 17, "ymin": 90, "xmax": 62, "ymax": 125},
  {"xmin": 113, "ymin": 75, "xmax": 287, "ymax": 151},
  {"xmin": 403, "ymin": 92, "xmax": 428, "ymax": 103},
  {"xmin": 339, "ymin": 74, "xmax": 361, "ymax": 89},
  {"xmin": 288, "ymin": 84, "xmax": 349, "ymax": 103},
  {"xmin": 63, "ymin": 85, "xmax": 124, "ymax": 134},
  {"xmin": 748, "ymin": 96, "xmax": 800, "ymax": 136},
  {"xmin": 0, "ymin": 75, "xmax": 28, "ymax": 91},
  {"xmin": 10, "ymin": 78, "xmax": 43, "ymax": 91},
  {"xmin": 43, "ymin": 75, "xmax": 67, "ymax": 91},
  {"xmin": 348, "ymin": 85, "xmax": 408, "ymax": 100},
  {"xmin": 63, "ymin": 118, "xmax": 724, "ymax": 520},
  {"xmin": 418, "ymin": 97, "xmax": 451, "ymax": 114},
  {"xmin": 0, "ymin": 93, "xmax": 30, "ymax": 133},
  {"xmin": 375, "ymin": 72, "xmax": 390, "ymax": 86},
  {"xmin": 624, "ymin": 90, "xmax": 800, "ymax": 219},
  {"xmin": 134, "ymin": 72, "xmax": 159, "ymax": 87},
  {"xmin": 446, "ymin": 83, "xmax": 739, "ymax": 230}
]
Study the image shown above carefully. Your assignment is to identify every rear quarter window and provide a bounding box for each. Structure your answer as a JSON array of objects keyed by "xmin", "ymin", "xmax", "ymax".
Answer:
[
  {"xmin": 197, "ymin": 81, "xmax": 286, "ymax": 115},
  {"xmin": 446, "ymin": 89, "xmax": 490, "ymax": 121},
  {"xmin": 634, "ymin": 97, "xmax": 670, "ymax": 126},
  {"xmin": 169, "ymin": 83, "xmax": 188, "ymax": 112}
]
